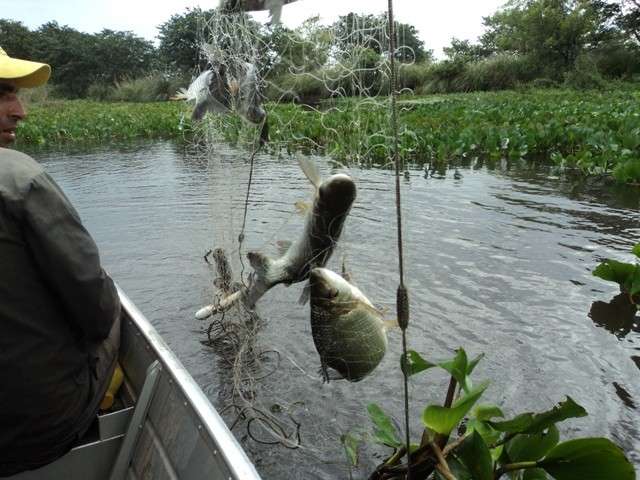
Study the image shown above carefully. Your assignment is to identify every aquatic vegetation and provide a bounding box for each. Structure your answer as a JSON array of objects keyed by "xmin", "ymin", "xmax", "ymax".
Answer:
[
  {"xmin": 16, "ymin": 88, "xmax": 640, "ymax": 184},
  {"xmin": 16, "ymin": 100, "xmax": 190, "ymax": 146},
  {"xmin": 263, "ymin": 88, "xmax": 640, "ymax": 184},
  {"xmin": 343, "ymin": 348, "xmax": 636, "ymax": 480},
  {"xmin": 593, "ymin": 243, "xmax": 640, "ymax": 306}
]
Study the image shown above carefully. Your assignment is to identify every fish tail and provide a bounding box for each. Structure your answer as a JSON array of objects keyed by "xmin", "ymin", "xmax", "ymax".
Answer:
[{"xmin": 383, "ymin": 318, "xmax": 399, "ymax": 331}]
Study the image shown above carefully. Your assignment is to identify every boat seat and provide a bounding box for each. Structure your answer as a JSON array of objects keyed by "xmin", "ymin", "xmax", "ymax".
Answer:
[{"xmin": 5, "ymin": 362, "xmax": 160, "ymax": 480}]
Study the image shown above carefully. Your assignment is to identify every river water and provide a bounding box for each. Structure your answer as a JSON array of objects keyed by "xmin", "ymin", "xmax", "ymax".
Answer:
[{"xmin": 27, "ymin": 140, "xmax": 640, "ymax": 478}]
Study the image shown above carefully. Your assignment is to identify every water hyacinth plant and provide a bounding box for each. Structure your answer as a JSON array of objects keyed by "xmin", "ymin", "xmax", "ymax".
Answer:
[
  {"xmin": 593, "ymin": 243, "xmax": 640, "ymax": 306},
  {"xmin": 342, "ymin": 348, "xmax": 636, "ymax": 480}
]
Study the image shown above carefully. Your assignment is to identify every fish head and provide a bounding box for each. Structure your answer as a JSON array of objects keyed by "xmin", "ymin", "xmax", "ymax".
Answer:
[
  {"xmin": 309, "ymin": 268, "xmax": 349, "ymax": 304},
  {"xmin": 317, "ymin": 174, "xmax": 356, "ymax": 217},
  {"xmin": 309, "ymin": 267, "xmax": 354, "ymax": 307}
]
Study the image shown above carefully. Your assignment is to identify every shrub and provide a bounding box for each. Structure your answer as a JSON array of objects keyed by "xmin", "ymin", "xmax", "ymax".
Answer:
[
  {"xmin": 564, "ymin": 55, "xmax": 606, "ymax": 90},
  {"xmin": 422, "ymin": 60, "xmax": 467, "ymax": 93},
  {"xmin": 397, "ymin": 62, "xmax": 431, "ymax": 92},
  {"xmin": 268, "ymin": 71, "xmax": 329, "ymax": 104},
  {"xmin": 108, "ymin": 73, "xmax": 189, "ymax": 102},
  {"xmin": 592, "ymin": 44, "xmax": 640, "ymax": 80},
  {"xmin": 86, "ymin": 82, "xmax": 115, "ymax": 101},
  {"xmin": 456, "ymin": 54, "xmax": 536, "ymax": 91},
  {"xmin": 530, "ymin": 78, "xmax": 560, "ymax": 89}
]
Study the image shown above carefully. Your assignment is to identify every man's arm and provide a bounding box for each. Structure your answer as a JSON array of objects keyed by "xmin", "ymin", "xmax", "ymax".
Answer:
[{"xmin": 21, "ymin": 171, "xmax": 120, "ymax": 341}]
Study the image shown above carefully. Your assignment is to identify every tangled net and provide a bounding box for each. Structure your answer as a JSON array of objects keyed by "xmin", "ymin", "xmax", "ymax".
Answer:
[{"xmin": 190, "ymin": 4, "xmax": 417, "ymax": 467}]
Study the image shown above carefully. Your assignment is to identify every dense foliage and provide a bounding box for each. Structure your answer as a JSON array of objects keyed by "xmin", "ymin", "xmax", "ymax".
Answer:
[
  {"xmin": 16, "ymin": 100, "xmax": 188, "ymax": 145},
  {"xmin": 16, "ymin": 88, "xmax": 640, "ymax": 185},
  {"xmin": 342, "ymin": 348, "xmax": 636, "ymax": 480}
]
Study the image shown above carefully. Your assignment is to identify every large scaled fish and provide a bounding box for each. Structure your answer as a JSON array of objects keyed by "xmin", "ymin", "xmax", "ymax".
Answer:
[
  {"xmin": 309, "ymin": 267, "xmax": 393, "ymax": 383},
  {"xmin": 219, "ymin": 0, "xmax": 299, "ymax": 24},
  {"xmin": 171, "ymin": 66, "xmax": 232, "ymax": 121},
  {"xmin": 195, "ymin": 159, "xmax": 356, "ymax": 319}
]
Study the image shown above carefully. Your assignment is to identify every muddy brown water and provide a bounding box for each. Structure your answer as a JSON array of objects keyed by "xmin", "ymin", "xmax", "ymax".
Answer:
[{"xmin": 26, "ymin": 141, "xmax": 640, "ymax": 478}]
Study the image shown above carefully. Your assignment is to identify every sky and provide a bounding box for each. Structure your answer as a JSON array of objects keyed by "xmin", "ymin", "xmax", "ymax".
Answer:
[{"xmin": 2, "ymin": 0, "xmax": 507, "ymax": 58}]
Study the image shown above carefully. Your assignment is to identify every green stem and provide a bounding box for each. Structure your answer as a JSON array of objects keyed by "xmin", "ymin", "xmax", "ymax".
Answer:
[{"xmin": 495, "ymin": 461, "xmax": 539, "ymax": 479}]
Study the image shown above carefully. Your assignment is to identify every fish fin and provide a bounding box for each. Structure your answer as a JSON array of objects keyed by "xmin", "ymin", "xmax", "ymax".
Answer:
[
  {"xmin": 247, "ymin": 251, "xmax": 273, "ymax": 281},
  {"xmin": 170, "ymin": 88, "xmax": 189, "ymax": 101},
  {"xmin": 318, "ymin": 363, "xmax": 331, "ymax": 383},
  {"xmin": 191, "ymin": 101, "xmax": 208, "ymax": 121},
  {"xmin": 294, "ymin": 200, "xmax": 310, "ymax": 215},
  {"xmin": 297, "ymin": 157, "xmax": 322, "ymax": 189},
  {"xmin": 383, "ymin": 318, "xmax": 399, "ymax": 331},
  {"xmin": 259, "ymin": 117, "xmax": 269, "ymax": 145},
  {"xmin": 275, "ymin": 240, "xmax": 292, "ymax": 256},
  {"xmin": 269, "ymin": 4, "xmax": 283, "ymax": 24},
  {"xmin": 340, "ymin": 255, "xmax": 352, "ymax": 282},
  {"xmin": 298, "ymin": 284, "xmax": 310, "ymax": 305}
]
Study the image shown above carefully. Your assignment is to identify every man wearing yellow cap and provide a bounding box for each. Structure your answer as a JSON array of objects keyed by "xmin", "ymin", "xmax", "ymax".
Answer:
[{"xmin": 0, "ymin": 49, "xmax": 121, "ymax": 476}]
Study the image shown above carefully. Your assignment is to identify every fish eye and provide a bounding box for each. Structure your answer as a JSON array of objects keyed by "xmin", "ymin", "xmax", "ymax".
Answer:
[{"xmin": 328, "ymin": 287, "xmax": 339, "ymax": 299}]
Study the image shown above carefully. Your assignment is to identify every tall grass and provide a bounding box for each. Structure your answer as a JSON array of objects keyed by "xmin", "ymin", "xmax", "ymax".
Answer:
[{"xmin": 86, "ymin": 73, "xmax": 189, "ymax": 103}]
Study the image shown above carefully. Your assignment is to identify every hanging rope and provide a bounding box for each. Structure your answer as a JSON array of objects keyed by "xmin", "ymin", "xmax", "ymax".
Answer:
[
  {"xmin": 387, "ymin": 0, "xmax": 412, "ymax": 477},
  {"xmin": 237, "ymin": 120, "xmax": 266, "ymax": 285}
]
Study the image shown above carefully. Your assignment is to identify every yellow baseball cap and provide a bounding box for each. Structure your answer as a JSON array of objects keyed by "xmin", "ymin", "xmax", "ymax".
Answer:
[{"xmin": 0, "ymin": 47, "xmax": 51, "ymax": 88}]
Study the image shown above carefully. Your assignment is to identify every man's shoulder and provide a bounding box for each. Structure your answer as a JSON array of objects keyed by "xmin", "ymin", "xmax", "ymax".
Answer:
[
  {"xmin": 0, "ymin": 148, "xmax": 44, "ymax": 176},
  {"xmin": 0, "ymin": 148, "xmax": 46, "ymax": 200}
]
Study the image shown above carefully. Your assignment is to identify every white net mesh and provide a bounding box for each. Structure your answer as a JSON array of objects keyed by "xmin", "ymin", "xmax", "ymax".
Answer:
[{"xmin": 188, "ymin": 5, "xmax": 412, "ymax": 472}]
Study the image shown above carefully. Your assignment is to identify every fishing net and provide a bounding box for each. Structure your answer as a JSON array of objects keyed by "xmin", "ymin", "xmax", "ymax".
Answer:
[{"xmin": 185, "ymin": 5, "xmax": 417, "ymax": 477}]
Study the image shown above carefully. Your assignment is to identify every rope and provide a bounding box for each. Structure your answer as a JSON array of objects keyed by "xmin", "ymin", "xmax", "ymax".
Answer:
[
  {"xmin": 237, "ymin": 120, "xmax": 266, "ymax": 285},
  {"xmin": 387, "ymin": 0, "xmax": 412, "ymax": 478}
]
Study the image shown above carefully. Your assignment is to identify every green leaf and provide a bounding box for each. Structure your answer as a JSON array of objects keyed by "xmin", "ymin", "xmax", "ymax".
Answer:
[
  {"xmin": 473, "ymin": 403, "xmax": 505, "ymax": 421},
  {"xmin": 423, "ymin": 382, "xmax": 489, "ymax": 435},
  {"xmin": 540, "ymin": 438, "xmax": 635, "ymax": 480},
  {"xmin": 401, "ymin": 350, "xmax": 436, "ymax": 377},
  {"xmin": 439, "ymin": 349, "xmax": 472, "ymax": 392},
  {"xmin": 593, "ymin": 260, "xmax": 636, "ymax": 288},
  {"xmin": 466, "ymin": 419, "xmax": 503, "ymax": 446},
  {"xmin": 489, "ymin": 397, "xmax": 587, "ymax": 435},
  {"xmin": 630, "ymin": 266, "xmax": 640, "ymax": 296},
  {"xmin": 523, "ymin": 468, "xmax": 549, "ymax": 480},
  {"xmin": 467, "ymin": 353, "xmax": 485, "ymax": 376},
  {"xmin": 367, "ymin": 403, "xmax": 401, "ymax": 448},
  {"xmin": 435, "ymin": 456, "xmax": 472, "ymax": 480},
  {"xmin": 632, "ymin": 243, "xmax": 640, "ymax": 259},
  {"xmin": 455, "ymin": 431, "xmax": 493, "ymax": 480},
  {"xmin": 506, "ymin": 425, "xmax": 560, "ymax": 462},
  {"xmin": 340, "ymin": 433, "xmax": 360, "ymax": 466}
]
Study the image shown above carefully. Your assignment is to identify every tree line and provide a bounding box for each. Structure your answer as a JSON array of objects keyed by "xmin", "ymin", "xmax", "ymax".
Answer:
[{"xmin": 0, "ymin": 0, "xmax": 638, "ymax": 99}]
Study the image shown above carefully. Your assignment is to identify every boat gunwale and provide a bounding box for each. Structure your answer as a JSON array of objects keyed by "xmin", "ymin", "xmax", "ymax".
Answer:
[{"xmin": 116, "ymin": 285, "xmax": 262, "ymax": 480}]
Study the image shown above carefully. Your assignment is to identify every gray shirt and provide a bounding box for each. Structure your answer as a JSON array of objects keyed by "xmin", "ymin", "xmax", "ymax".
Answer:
[{"xmin": 0, "ymin": 148, "xmax": 120, "ymax": 474}]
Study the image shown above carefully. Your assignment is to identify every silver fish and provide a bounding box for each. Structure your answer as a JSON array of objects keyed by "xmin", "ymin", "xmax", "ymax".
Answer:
[
  {"xmin": 309, "ymin": 268, "xmax": 391, "ymax": 382},
  {"xmin": 246, "ymin": 159, "xmax": 356, "ymax": 301},
  {"xmin": 219, "ymin": 0, "xmax": 299, "ymax": 24},
  {"xmin": 235, "ymin": 62, "xmax": 268, "ymax": 144},
  {"xmin": 195, "ymin": 159, "xmax": 356, "ymax": 319},
  {"xmin": 172, "ymin": 66, "xmax": 232, "ymax": 121}
]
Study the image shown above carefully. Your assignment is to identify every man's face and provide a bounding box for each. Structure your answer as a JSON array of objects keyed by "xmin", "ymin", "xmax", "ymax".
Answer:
[{"xmin": 0, "ymin": 82, "xmax": 26, "ymax": 147}]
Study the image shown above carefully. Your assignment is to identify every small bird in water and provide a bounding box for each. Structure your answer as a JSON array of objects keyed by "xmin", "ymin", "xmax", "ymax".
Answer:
[
  {"xmin": 453, "ymin": 168, "xmax": 463, "ymax": 180},
  {"xmin": 219, "ymin": 0, "xmax": 298, "ymax": 24},
  {"xmin": 171, "ymin": 65, "xmax": 232, "ymax": 121},
  {"xmin": 309, "ymin": 267, "xmax": 394, "ymax": 383}
]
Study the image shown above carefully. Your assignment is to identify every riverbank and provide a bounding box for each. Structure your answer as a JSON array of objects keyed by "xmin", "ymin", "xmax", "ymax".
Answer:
[{"xmin": 17, "ymin": 88, "xmax": 640, "ymax": 183}]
